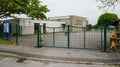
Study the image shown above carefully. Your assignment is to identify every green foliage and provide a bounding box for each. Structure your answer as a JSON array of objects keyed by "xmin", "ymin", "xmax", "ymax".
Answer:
[
  {"xmin": 97, "ymin": 0, "xmax": 120, "ymax": 10},
  {"xmin": 16, "ymin": 58, "xmax": 27, "ymax": 63},
  {"xmin": 97, "ymin": 13, "xmax": 118, "ymax": 26},
  {"xmin": 86, "ymin": 24, "xmax": 92, "ymax": 31},
  {"xmin": 91, "ymin": 24, "xmax": 102, "ymax": 29},
  {"xmin": 0, "ymin": 0, "xmax": 49, "ymax": 20}
]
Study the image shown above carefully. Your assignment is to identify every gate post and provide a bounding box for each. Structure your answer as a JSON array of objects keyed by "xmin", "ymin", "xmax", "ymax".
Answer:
[
  {"xmin": 101, "ymin": 26, "xmax": 103, "ymax": 51},
  {"xmin": 37, "ymin": 25, "xmax": 42, "ymax": 48},
  {"xmin": 37, "ymin": 25, "xmax": 40, "ymax": 48},
  {"xmin": 103, "ymin": 25, "xmax": 107, "ymax": 52},
  {"xmin": 16, "ymin": 24, "xmax": 19, "ymax": 45},
  {"xmin": 2, "ymin": 24, "xmax": 4, "ymax": 40},
  {"xmin": 67, "ymin": 25, "xmax": 70, "ymax": 48},
  {"xmin": 39, "ymin": 25, "xmax": 42, "ymax": 47}
]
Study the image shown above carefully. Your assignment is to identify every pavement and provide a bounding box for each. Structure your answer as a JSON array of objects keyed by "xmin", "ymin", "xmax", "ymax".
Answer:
[
  {"xmin": 0, "ymin": 44, "xmax": 120, "ymax": 64},
  {"xmin": 1, "ymin": 56, "xmax": 119, "ymax": 67}
]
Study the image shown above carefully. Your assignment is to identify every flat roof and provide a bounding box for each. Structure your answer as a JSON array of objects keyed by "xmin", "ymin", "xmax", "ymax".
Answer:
[{"xmin": 48, "ymin": 15, "xmax": 87, "ymax": 19}]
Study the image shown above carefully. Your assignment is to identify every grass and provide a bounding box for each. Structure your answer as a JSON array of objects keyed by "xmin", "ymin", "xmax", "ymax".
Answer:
[
  {"xmin": 109, "ymin": 64, "xmax": 120, "ymax": 67},
  {"xmin": 0, "ymin": 39, "xmax": 17, "ymax": 45},
  {"xmin": 16, "ymin": 58, "xmax": 27, "ymax": 63},
  {"xmin": 84, "ymin": 62, "xmax": 93, "ymax": 65}
]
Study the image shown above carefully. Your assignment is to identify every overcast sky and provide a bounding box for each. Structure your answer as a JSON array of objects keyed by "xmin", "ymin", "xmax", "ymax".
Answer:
[{"xmin": 41, "ymin": 0, "xmax": 120, "ymax": 25}]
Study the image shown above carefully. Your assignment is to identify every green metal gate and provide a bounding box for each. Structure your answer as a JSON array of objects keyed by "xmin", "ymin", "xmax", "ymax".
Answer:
[
  {"xmin": 38, "ymin": 25, "xmax": 106, "ymax": 50},
  {"xmin": 38, "ymin": 25, "xmax": 70, "ymax": 48},
  {"xmin": 70, "ymin": 26, "xmax": 103, "ymax": 50},
  {"xmin": 0, "ymin": 24, "xmax": 108, "ymax": 51}
]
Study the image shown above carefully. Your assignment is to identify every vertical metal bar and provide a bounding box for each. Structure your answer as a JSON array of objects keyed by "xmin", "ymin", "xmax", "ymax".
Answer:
[
  {"xmin": 104, "ymin": 25, "xmax": 107, "ymax": 52},
  {"xmin": 20, "ymin": 26, "xmax": 22, "ymax": 36},
  {"xmin": 39, "ymin": 25, "xmax": 42, "ymax": 47},
  {"xmin": 18, "ymin": 26, "xmax": 20, "ymax": 36},
  {"xmin": 8, "ymin": 23, "xmax": 10, "ymax": 41},
  {"xmin": 68, "ymin": 25, "xmax": 70, "ymax": 48},
  {"xmin": 101, "ymin": 26, "xmax": 103, "ymax": 50},
  {"xmin": 16, "ymin": 24, "xmax": 18, "ymax": 45},
  {"xmin": 37, "ymin": 25, "xmax": 40, "ymax": 47},
  {"xmin": 2, "ymin": 24, "xmax": 4, "ymax": 40},
  {"xmin": 53, "ymin": 28, "xmax": 55, "ymax": 47},
  {"xmin": 84, "ymin": 27, "xmax": 86, "ymax": 48},
  {"xmin": 21, "ymin": 26, "xmax": 22, "ymax": 35}
]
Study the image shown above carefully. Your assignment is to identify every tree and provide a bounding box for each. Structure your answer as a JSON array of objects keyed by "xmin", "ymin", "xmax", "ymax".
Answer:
[
  {"xmin": 92, "ymin": 24, "xmax": 98, "ymax": 29},
  {"xmin": 97, "ymin": 13, "xmax": 118, "ymax": 26},
  {"xmin": 0, "ymin": 0, "xmax": 49, "ymax": 20},
  {"xmin": 86, "ymin": 24, "xmax": 92, "ymax": 31},
  {"xmin": 97, "ymin": 0, "xmax": 120, "ymax": 10}
]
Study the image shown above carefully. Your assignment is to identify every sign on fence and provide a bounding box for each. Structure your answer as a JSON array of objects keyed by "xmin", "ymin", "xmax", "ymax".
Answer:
[
  {"xmin": 2, "ymin": 20, "xmax": 10, "ymax": 41},
  {"xmin": 3, "ymin": 20, "xmax": 10, "ymax": 33},
  {"xmin": 3, "ymin": 22, "xmax": 9, "ymax": 33}
]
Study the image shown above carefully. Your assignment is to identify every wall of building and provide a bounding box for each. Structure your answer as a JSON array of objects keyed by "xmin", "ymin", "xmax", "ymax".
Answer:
[
  {"xmin": 48, "ymin": 15, "xmax": 88, "ymax": 32},
  {"xmin": 70, "ymin": 16, "xmax": 88, "ymax": 27},
  {"xmin": 40, "ymin": 21, "xmax": 66, "ymax": 33},
  {"xmin": 48, "ymin": 15, "xmax": 88, "ymax": 27},
  {"xmin": 10, "ymin": 18, "xmax": 34, "ymax": 35},
  {"xmin": 19, "ymin": 19, "xmax": 34, "ymax": 35}
]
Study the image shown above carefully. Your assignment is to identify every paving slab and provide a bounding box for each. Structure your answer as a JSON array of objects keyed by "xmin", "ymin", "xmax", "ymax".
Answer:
[{"xmin": 0, "ymin": 45, "xmax": 120, "ymax": 63}]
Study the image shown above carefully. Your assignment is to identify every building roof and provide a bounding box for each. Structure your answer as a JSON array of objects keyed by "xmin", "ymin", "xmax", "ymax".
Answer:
[{"xmin": 48, "ymin": 15, "xmax": 87, "ymax": 19}]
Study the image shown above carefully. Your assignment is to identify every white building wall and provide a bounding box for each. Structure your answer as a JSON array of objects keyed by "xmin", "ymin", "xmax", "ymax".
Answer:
[
  {"xmin": 10, "ymin": 18, "xmax": 34, "ymax": 35},
  {"xmin": 40, "ymin": 21, "xmax": 66, "ymax": 33},
  {"xmin": 21, "ymin": 26, "xmax": 34, "ymax": 35},
  {"xmin": 19, "ymin": 19, "xmax": 34, "ymax": 35},
  {"xmin": 10, "ymin": 19, "xmax": 66, "ymax": 35}
]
